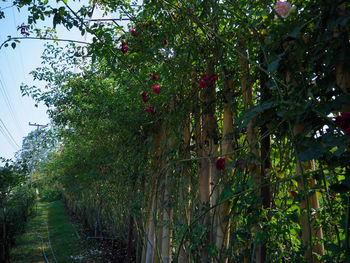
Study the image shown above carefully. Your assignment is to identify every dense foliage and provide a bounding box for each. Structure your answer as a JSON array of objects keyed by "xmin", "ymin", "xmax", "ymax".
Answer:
[
  {"xmin": 0, "ymin": 160, "xmax": 36, "ymax": 263},
  {"xmin": 2, "ymin": 0, "xmax": 350, "ymax": 262}
]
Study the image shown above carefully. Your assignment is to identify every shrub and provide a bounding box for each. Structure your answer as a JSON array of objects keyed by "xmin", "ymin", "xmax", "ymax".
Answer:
[{"xmin": 40, "ymin": 187, "xmax": 61, "ymax": 202}]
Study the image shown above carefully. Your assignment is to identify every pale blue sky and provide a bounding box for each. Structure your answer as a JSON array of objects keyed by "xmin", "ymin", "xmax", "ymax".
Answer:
[{"xmin": 0, "ymin": 1, "xmax": 85, "ymax": 160}]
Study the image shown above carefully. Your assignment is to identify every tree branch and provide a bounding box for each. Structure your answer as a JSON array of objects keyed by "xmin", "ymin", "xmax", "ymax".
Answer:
[{"xmin": 0, "ymin": 37, "xmax": 91, "ymax": 50}]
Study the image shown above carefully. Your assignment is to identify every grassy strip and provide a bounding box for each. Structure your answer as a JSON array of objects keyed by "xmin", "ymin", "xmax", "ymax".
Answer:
[
  {"xmin": 10, "ymin": 202, "xmax": 47, "ymax": 263},
  {"xmin": 10, "ymin": 200, "xmax": 102, "ymax": 263}
]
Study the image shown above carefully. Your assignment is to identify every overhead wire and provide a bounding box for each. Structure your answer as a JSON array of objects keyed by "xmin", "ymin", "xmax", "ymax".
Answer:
[
  {"xmin": 0, "ymin": 71, "xmax": 24, "ymax": 134},
  {"xmin": 0, "ymin": 6, "xmax": 25, "ymax": 135},
  {"xmin": 0, "ymin": 124, "xmax": 17, "ymax": 150},
  {"xmin": 0, "ymin": 4, "xmax": 15, "ymax": 11},
  {"xmin": 0, "ymin": 118, "xmax": 20, "ymax": 149},
  {"xmin": 0, "ymin": 119, "xmax": 18, "ymax": 150}
]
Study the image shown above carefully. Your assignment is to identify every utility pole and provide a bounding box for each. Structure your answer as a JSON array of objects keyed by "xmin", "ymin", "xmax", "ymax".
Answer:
[{"xmin": 29, "ymin": 122, "xmax": 48, "ymax": 185}]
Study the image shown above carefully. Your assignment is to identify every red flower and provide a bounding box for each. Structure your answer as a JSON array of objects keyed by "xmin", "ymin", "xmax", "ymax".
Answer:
[
  {"xmin": 290, "ymin": 191, "xmax": 297, "ymax": 196},
  {"xmin": 146, "ymin": 106, "xmax": 155, "ymax": 114},
  {"xmin": 17, "ymin": 23, "xmax": 30, "ymax": 37},
  {"xmin": 216, "ymin": 158, "xmax": 226, "ymax": 170},
  {"xmin": 153, "ymin": 85, "xmax": 160, "ymax": 95},
  {"xmin": 345, "ymin": 127, "xmax": 350, "ymax": 136},
  {"xmin": 61, "ymin": 152, "xmax": 63, "ymax": 156},
  {"xmin": 141, "ymin": 91, "xmax": 149, "ymax": 102},
  {"xmin": 199, "ymin": 73, "xmax": 208, "ymax": 89},
  {"xmin": 334, "ymin": 112, "xmax": 350, "ymax": 130},
  {"xmin": 131, "ymin": 27, "xmax": 137, "ymax": 37},
  {"xmin": 210, "ymin": 181, "xmax": 215, "ymax": 185},
  {"xmin": 150, "ymin": 74, "xmax": 158, "ymax": 81},
  {"xmin": 54, "ymin": 155, "xmax": 57, "ymax": 158},
  {"xmin": 199, "ymin": 79, "xmax": 207, "ymax": 89},
  {"xmin": 99, "ymin": 166, "xmax": 103, "ymax": 172},
  {"xmin": 209, "ymin": 74, "xmax": 218, "ymax": 85},
  {"xmin": 161, "ymin": 39, "xmax": 168, "ymax": 47},
  {"xmin": 121, "ymin": 40, "xmax": 128, "ymax": 54},
  {"xmin": 331, "ymin": 194, "xmax": 337, "ymax": 199}
]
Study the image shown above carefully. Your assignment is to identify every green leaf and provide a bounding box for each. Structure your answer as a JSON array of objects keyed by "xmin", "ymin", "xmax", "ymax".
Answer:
[
  {"xmin": 287, "ymin": 26, "xmax": 301, "ymax": 39},
  {"xmin": 299, "ymin": 141, "xmax": 326, "ymax": 161},
  {"xmin": 267, "ymin": 58, "xmax": 280, "ymax": 73},
  {"xmin": 219, "ymin": 187, "xmax": 234, "ymax": 201}
]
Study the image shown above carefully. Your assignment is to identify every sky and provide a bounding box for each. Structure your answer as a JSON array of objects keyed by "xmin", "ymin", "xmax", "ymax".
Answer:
[
  {"xmin": 0, "ymin": 1, "xmax": 86, "ymax": 160},
  {"xmin": 0, "ymin": 1, "xmax": 131, "ymax": 161}
]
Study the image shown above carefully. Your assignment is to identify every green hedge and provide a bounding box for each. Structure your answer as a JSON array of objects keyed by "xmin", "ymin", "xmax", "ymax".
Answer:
[{"xmin": 0, "ymin": 185, "xmax": 36, "ymax": 263}]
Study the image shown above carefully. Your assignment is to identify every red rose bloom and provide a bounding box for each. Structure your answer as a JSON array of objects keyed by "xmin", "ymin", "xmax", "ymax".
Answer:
[
  {"xmin": 121, "ymin": 40, "xmax": 128, "ymax": 54},
  {"xmin": 334, "ymin": 112, "xmax": 350, "ymax": 130},
  {"xmin": 131, "ymin": 27, "xmax": 137, "ymax": 37},
  {"xmin": 146, "ymin": 106, "xmax": 155, "ymax": 114},
  {"xmin": 99, "ymin": 166, "xmax": 103, "ymax": 172},
  {"xmin": 150, "ymin": 74, "xmax": 158, "ymax": 81},
  {"xmin": 209, "ymin": 74, "xmax": 218, "ymax": 85},
  {"xmin": 216, "ymin": 157, "xmax": 226, "ymax": 170},
  {"xmin": 345, "ymin": 127, "xmax": 350, "ymax": 136},
  {"xmin": 199, "ymin": 73, "xmax": 208, "ymax": 89},
  {"xmin": 290, "ymin": 191, "xmax": 297, "ymax": 197},
  {"xmin": 161, "ymin": 39, "xmax": 168, "ymax": 47},
  {"xmin": 199, "ymin": 79, "xmax": 207, "ymax": 89},
  {"xmin": 153, "ymin": 85, "xmax": 160, "ymax": 95},
  {"xmin": 141, "ymin": 91, "xmax": 149, "ymax": 102},
  {"xmin": 54, "ymin": 155, "xmax": 57, "ymax": 158}
]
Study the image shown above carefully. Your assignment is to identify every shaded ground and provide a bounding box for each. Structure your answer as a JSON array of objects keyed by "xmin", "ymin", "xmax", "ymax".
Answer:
[{"xmin": 10, "ymin": 200, "xmax": 127, "ymax": 263}]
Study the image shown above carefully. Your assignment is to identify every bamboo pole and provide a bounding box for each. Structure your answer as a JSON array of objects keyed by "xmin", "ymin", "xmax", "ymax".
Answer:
[
  {"xmin": 286, "ymin": 64, "xmax": 323, "ymax": 261},
  {"xmin": 160, "ymin": 127, "xmax": 175, "ymax": 263},
  {"xmin": 214, "ymin": 70, "xmax": 234, "ymax": 262},
  {"xmin": 178, "ymin": 113, "xmax": 192, "ymax": 263},
  {"xmin": 239, "ymin": 44, "xmax": 261, "ymax": 263},
  {"xmin": 142, "ymin": 129, "xmax": 165, "ymax": 263}
]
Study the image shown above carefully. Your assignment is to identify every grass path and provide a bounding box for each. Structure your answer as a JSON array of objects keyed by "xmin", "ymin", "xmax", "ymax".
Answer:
[{"xmin": 10, "ymin": 200, "xmax": 102, "ymax": 263}]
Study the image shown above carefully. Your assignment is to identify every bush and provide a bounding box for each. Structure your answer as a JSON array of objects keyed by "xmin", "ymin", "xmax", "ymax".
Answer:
[
  {"xmin": 1, "ymin": 185, "xmax": 36, "ymax": 262},
  {"xmin": 40, "ymin": 187, "xmax": 61, "ymax": 202}
]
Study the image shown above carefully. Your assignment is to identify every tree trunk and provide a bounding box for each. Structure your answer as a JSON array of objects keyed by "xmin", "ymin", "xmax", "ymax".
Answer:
[
  {"xmin": 239, "ymin": 45, "xmax": 261, "ymax": 263},
  {"xmin": 288, "ymin": 62, "xmax": 323, "ymax": 261},
  {"xmin": 199, "ymin": 60, "xmax": 219, "ymax": 263},
  {"xmin": 259, "ymin": 51, "xmax": 272, "ymax": 263},
  {"xmin": 214, "ymin": 70, "xmax": 234, "ymax": 262},
  {"xmin": 144, "ymin": 194, "xmax": 156, "ymax": 263},
  {"xmin": 161, "ymin": 132, "xmax": 175, "ymax": 263},
  {"xmin": 142, "ymin": 128, "xmax": 166, "ymax": 263},
  {"xmin": 127, "ymin": 215, "xmax": 135, "ymax": 262},
  {"xmin": 178, "ymin": 114, "xmax": 192, "ymax": 263}
]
